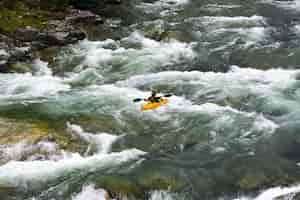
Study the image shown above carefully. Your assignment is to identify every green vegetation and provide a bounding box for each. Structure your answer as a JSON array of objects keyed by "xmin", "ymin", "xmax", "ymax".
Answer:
[
  {"xmin": 0, "ymin": 3, "xmax": 46, "ymax": 32},
  {"xmin": 0, "ymin": 0, "xmax": 73, "ymax": 32}
]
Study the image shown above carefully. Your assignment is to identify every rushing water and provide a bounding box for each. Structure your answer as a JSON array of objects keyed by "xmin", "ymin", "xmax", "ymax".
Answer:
[{"xmin": 2, "ymin": 0, "xmax": 300, "ymax": 199}]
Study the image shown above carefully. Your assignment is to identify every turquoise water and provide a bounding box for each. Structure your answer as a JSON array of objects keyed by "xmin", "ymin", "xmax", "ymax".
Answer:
[{"xmin": 2, "ymin": 0, "xmax": 300, "ymax": 199}]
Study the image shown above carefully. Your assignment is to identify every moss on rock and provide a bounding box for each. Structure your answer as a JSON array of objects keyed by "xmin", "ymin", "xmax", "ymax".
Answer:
[
  {"xmin": 0, "ymin": 6, "xmax": 48, "ymax": 32},
  {"xmin": 238, "ymin": 173, "xmax": 267, "ymax": 190},
  {"xmin": 0, "ymin": 117, "xmax": 86, "ymax": 154}
]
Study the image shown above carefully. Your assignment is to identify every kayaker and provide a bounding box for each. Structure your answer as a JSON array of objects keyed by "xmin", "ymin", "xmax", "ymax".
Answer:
[{"xmin": 145, "ymin": 90, "xmax": 162, "ymax": 103}]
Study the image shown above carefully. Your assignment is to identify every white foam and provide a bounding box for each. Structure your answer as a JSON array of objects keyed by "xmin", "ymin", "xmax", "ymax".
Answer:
[
  {"xmin": 185, "ymin": 16, "xmax": 267, "ymax": 48},
  {"xmin": 0, "ymin": 149, "xmax": 146, "ymax": 188},
  {"xmin": 0, "ymin": 73, "xmax": 70, "ymax": 103},
  {"xmin": 119, "ymin": 66, "xmax": 298, "ymax": 90},
  {"xmin": 149, "ymin": 190, "xmax": 175, "ymax": 200},
  {"xmin": 117, "ymin": 67, "xmax": 300, "ymax": 139},
  {"xmin": 294, "ymin": 24, "xmax": 300, "ymax": 34},
  {"xmin": 15, "ymin": 46, "xmax": 30, "ymax": 52},
  {"xmin": 66, "ymin": 68, "xmax": 104, "ymax": 86},
  {"xmin": 32, "ymin": 59, "xmax": 52, "ymax": 76},
  {"xmin": 161, "ymin": 0, "xmax": 188, "ymax": 5},
  {"xmin": 0, "ymin": 49, "xmax": 9, "ymax": 56},
  {"xmin": 236, "ymin": 184, "xmax": 300, "ymax": 200},
  {"xmin": 67, "ymin": 123, "xmax": 121, "ymax": 154},
  {"xmin": 118, "ymin": 66, "xmax": 299, "ymax": 98},
  {"xmin": 0, "ymin": 140, "xmax": 58, "ymax": 163},
  {"xmin": 138, "ymin": 0, "xmax": 188, "ymax": 9},
  {"xmin": 188, "ymin": 15, "xmax": 266, "ymax": 29},
  {"xmin": 76, "ymin": 33, "xmax": 195, "ymax": 78},
  {"xmin": 202, "ymin": 4, "xmax": 241, "ymax": 12},
  {"xmin": 263, "ymin": 0, "xmax": 300, "ymax": 11},
  {"xmin": 251, "ymin": 114, "xmax": 278, "ymax": 135},
  {"xmin": 72, "ymin": 184, "xmax": 109, "ymax": 200},
  {"xmin": 122, "ymin": 31, "xmax": 160, "ymax": 48},
  {"xmin": 213, "ymin": 27, "xmax": 268, "ymax": 47}
]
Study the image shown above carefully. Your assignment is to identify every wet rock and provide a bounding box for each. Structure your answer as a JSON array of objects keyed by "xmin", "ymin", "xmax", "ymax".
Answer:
[
  {"xmin": 66, "ymin": 10, "xmax": 103, "ymax": 25},
  {"xmin": 8, "ymin": 62, "xmax": 33, "ymax": 73},
  {"xmin": 105, "ymin": 0, "xmax": 122, "ymax": 5},
  {"xmin": 14, "ymin": 28, "xmax": 40, "ymax": 42},
  {"xmin": 93, "ymin": 161, "xmax": 185, "ymax": 199},
  {"xmin": 0, "ymin": 119, "xmax": 49, "ymax": 145},
  {"xmin": 9, "ymin": 47, "xmax": 32, "ymax": 62},
  {"xmin": 0, "ymin": 185, "xmax": 17, "ymax": 200},
  {"xmin": 13, "ymin": 27, "xmax": 86, "ymax": 46},
  {"xmin": 65, "ymin": 30, "xmax": 86, "ymax": 42},
  {"xmin": 0, "ymin": 49, "xmax": 9, "ymax": 71},
  {"xmin": 0, "ymin": 61, "xmax": 8, "ymax": 72},
  {"xmin": 37, "ymin": 31, "xmax": 85, "ymax": 46},
  {"xmin": 238, "ymin": 173, "xmax": 268, "ymax": 190},
  {"xmin": 0, "ymin": 118, "xmax": 86, "ymax": 155},
  {"xmin": 0, "ymin": 34, "xmax": 12, "ymax": 72},
  {"xmin": 38, "ymin": 46, "xmax": 60, "ymax": 63},
  {"xmin": 95, "ymin": 176, "xmax": 145, "ymax": 199}
]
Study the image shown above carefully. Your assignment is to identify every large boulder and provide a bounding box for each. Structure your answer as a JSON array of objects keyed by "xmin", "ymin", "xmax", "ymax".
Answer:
[
  {"xmin": 13, "ymin": 28, "xmax": 40, "ymax": 42},
  {"xmin": 37, "ymin": 31, "xmax": 86, "ymax": 46},
  {"xmin": 66, "ymin": 10, "xmax": 103, "ymax": 25},
  {"xmin": 13, "ymin": 27, "xmax": 86, "ymax": 46}
]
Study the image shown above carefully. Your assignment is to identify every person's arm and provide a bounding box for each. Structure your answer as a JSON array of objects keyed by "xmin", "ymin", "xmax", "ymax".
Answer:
[{"xmin": 155, "ymin": 96, "xmax": 162, "ymax": 101}]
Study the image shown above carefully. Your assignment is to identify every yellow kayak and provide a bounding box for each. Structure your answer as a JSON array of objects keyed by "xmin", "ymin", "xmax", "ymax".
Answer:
[{"xmin": 141, "ymin": 98, "xmax": 169, "ymax": 111}]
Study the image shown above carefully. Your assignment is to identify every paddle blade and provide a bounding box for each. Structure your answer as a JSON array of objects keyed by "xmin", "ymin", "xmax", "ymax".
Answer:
[
  {"xmin": 133, "ymin": 98, "xmax": 143, "ymax": 102},
  {"xmin": 164, "ymin": 94, "xmax": 172, "ymax": 97}
]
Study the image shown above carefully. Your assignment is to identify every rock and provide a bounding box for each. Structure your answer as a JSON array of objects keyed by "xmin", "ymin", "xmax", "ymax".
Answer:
[
  {"xmin": 13, "ymin": 21, "xmax": 86, "ymax": 46},
  {"xmin": 35, "ymin": 31, "xmax": 85, "ymax": 46},
  {"xmin": 38, "ymin": 46, "xmax": 60, "ymax": 63},
  {"xmin": 14, "ymin": 28, "xmax": 40, "ymax": 42},
  {"xmin": 0, "ymin": 61, "xmax": 9, "ymax": 72},
  {"xmin": 37, "ymin": 32, "xmax": 67, "ymax": 46},
  {"xmin": 9, "ymin": 47, "xmax": 32, "ymax": 62},
  {"xmin": 0, "ymin": 49, "xmax": 10, "ymax": 67},
  {"xmin": 66, "ymin": 10, "xmax": 104, "ymax": 25},
  {"xmin": 0, "ymin": 185, "xmax": 17, "ymax": 200},
  {"xmin": 238, "ymin": 173, "xmax": 267, "ymax": 190},
  {"xmin": 65, "ymin": 30, "xmax": 86, "ymax": 42},
  {"xmin": 95, "ymin": 176, "xmax": 145, "ymax": 198},
  {"xmin": 8, "ymin": 61, "xmax": 35, "ymax": 73},
  {"xmin": 105, "ymin": 0, "xmax": 122, "ymax": 5},
  {"xmin": 0, "ymin": 34, "xmax": 12, "ymax": 72}
]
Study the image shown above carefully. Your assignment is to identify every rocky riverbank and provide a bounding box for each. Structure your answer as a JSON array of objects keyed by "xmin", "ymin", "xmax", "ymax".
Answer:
[{"xmin": 0, "ymin": 0, "xmax": 129, "ymax": 73}]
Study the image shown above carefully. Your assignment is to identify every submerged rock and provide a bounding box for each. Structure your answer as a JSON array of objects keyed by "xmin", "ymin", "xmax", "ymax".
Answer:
[
  {"xmin": 93, "ymin": 162, "xmax": 185, "ymax": 199},
  {"xmin": 0, "ymin": 117, "xmax": 88, "ymax": 163}
]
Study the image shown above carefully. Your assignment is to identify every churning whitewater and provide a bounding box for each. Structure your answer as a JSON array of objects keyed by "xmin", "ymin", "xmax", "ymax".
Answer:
[{"xmin": 1, "ymin": 0, "xmax": 300, "ymax": 199}]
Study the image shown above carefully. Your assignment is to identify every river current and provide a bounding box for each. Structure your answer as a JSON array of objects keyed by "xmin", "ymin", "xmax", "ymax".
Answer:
[{"xmin": 1, "ymin": 0, "xmax": 300, "ymax": 199}]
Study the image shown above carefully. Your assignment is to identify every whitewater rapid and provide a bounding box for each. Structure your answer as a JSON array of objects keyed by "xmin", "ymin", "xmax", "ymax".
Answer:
[{"xmin": 1, "ymin": 5, "xmax": 300, "ymax": 197}]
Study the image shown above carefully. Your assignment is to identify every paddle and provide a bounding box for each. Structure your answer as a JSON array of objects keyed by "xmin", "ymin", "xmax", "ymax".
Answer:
[
  {"xmin": 133, "ymin": 98, "xmax": 143, "ymax": 102},
  {"xmin": 133, "ymin": 94, "xmax": 172, "ymax": 103},
  {"xmin": 163, "ymin": 94, "xmax": 172, "ymax": 97}
]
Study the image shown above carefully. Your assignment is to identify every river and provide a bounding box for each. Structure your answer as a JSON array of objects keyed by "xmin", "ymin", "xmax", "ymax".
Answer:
[{"xmin": 1, "ymin": 0, "xmax": 300, "ymax": 199}]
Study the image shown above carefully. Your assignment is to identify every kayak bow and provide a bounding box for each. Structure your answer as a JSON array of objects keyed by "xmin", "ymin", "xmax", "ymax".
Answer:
[{"xmin": 141, "ymin": 98, "xmax": 169, "ymax": 111}]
